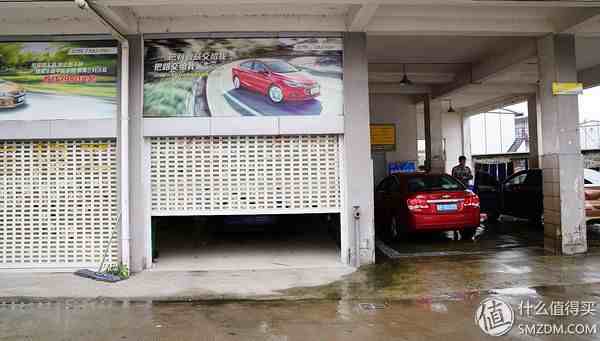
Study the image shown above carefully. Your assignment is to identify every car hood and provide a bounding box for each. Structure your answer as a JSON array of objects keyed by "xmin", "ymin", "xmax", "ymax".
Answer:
[
  {"xmin": 274, "ymin": 71, "xmax": 316, "ymax": 85},
  {"xmin": 0, "ymin": 81, "xmax": 24, "ymax": 93}
]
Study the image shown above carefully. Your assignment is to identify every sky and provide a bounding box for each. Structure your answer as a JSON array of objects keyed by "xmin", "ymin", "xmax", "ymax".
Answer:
[
  {"xmin": 470, "ymin": 86, "xmax": 600, "ymax": 154},
  {"xmin": 498, "ymin": 86, "xmax": 600, "ymax": 122},
  {"xmin": 579, "ymin": 86, "xmax": 600, "ymax": 122}
]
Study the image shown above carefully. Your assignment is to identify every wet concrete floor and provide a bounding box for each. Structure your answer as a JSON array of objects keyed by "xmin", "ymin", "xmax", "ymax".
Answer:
[
  {"xmin": 2, "ymin": 222, "xmax": 600, "ymax": 340},
  {"xmin": 379, "ymin": 218, "xmax": 544, "ymax": 257},
  {"xmin": 1, "ymin": 282, "xmax": 599, "ymax": 340}
]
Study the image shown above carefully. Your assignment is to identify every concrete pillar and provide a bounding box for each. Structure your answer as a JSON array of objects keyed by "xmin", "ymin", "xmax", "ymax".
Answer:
[
  {"xmin": 442, "ymin": 110, "xmax": 463, "ymax": 173},
  {"xmin": 462, "ymin": 113, "xmax": 473, "ymax": 167},
  {"xmin": 527, "ymin": 94, "xmax": 541, "ymax": 169},
  {"xmin": 342, "ymin": 32, "xmax": 375, "ymax": 266},
  {"xmin": 424, "ymin": 95, "xmax": 445, "ymax": 173},
  {"xmin": 537, "ymin": 34, "xmax": 587, "ymax": 255},
  {"xmin": 128, "ymin": 35, "xmax": 151, "ymax": 272}
]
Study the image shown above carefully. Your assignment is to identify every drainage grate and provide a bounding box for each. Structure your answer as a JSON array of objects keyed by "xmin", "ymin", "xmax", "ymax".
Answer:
[{"xmin": 358, "ymin": 303, "xmax": 386, "ymax": 311}]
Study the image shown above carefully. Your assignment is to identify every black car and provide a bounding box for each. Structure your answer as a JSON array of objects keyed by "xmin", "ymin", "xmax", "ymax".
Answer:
[{"xmin": 476, "ymin": 169, "xmax": 543, "ymax": 223}]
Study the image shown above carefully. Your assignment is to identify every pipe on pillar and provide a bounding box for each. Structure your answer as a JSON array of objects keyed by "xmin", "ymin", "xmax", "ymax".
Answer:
[
  {"xmin": 527, "ymin": 94, "xmax": 541, "ymax": 169},
  {"xmin": 75, "ymin": 0, "xmax": 130, "ymax": 269},
  {"xmin": 423, "ymin": 95, "xmax": 432, "ymax": 171}
]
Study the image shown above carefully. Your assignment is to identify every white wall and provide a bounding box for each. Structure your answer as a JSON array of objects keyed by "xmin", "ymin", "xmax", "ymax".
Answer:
[
  {"xmin": 469, "ymin": 113, "xmax": 517, "ymax": 155},
  {"xmin": 442, "ymin": 111, "xmax": 463, "ymax": 173},
  {"xmin": 369, "ymin": 94, "xmax": 418, "ymax": 164}
]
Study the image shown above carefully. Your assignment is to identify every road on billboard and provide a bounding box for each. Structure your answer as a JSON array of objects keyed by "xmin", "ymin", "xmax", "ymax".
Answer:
[
  {"xmin": 205, "ymin": 60, "xmax": 343, "ymax": 117},
  {"xmin": 0, "ymin": 92, "xmax": 115, "ymax": 120}
]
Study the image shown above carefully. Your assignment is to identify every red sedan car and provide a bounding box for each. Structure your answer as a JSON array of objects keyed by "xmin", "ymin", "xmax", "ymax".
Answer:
[
  {"xmin": 375, "ymin": 172, "xmax": 480, "ymax": 240},
  {"xmin": 232, "ymin": 59, "xmax": 320, "ymax": 103}
]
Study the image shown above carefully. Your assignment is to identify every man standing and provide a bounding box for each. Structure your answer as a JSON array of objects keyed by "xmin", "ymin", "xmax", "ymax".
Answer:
[{"xmin": 452, "ymin": 155, "xmax": 473, "ymax": 186}]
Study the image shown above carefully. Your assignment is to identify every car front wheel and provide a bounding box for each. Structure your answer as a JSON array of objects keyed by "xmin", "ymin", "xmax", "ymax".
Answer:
[
  {"xmin": 268, "ymin": 85, "xmax": 284, "ymax": 103},
  {"xmin": 233, "ymin": 76, "xmax": 241, "ymax": 89}
]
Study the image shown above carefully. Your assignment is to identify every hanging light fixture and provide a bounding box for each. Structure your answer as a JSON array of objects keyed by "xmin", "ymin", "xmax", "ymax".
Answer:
[
  {"xmin": 399, "ymin": 63, "xmax": 413, "ymax": 86},
  {"xmin": 445, "ymin": 99, "xmax": 456, "ymax": 113}
]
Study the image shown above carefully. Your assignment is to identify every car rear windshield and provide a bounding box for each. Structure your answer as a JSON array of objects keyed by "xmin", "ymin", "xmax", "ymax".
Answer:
[
  {"xmin": 407, "ymin": 174, "xmax": 465, "ymax": 193},
  {"xmin": 264, "ymin": 60, "xmax": 298, "ymax": 73}
]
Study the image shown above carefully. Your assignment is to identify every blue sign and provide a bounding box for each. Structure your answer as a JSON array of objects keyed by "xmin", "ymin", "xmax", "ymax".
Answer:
[{"xmin": 389, "ymin": 161, "xmax": 416, "ymax": 174}]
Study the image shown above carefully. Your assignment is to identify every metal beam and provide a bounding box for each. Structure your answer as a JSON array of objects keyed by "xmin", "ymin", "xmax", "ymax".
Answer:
[
  {"xmin": 96, "ymin": 0, "xmax": 600, "ymax": 7},
  {"xmin": 578, "ymin": 63, "xmax": 600, "ymax": 88},
  {"xmin": 0, "ymin": 1, "xmax": 74, "ymax": 7},
  {"xmin": 89, "ymin": 2, "xmax": 138, "ymax": 34},
  {"xmin": 139, "ymin": 15, "xmax": 345, "ymax": 33},
  {"xmin": 431, "ymin": 40, "xmax": 537, "ymax": 99},
  {"xmin": 459, "ymin": 94, "xmax": 529, "ymax": 117},
  {"xmin": 346, "ymin": 3, "xmax": 379, "ymax": 31},
  {"xmin": 366, "ymin": 16, "xmax": 553, "ymax": 36},
  {"xmin": 557, "ymin": 8, "xmax": 600, "ymax": 34},
  {"xmin": 368, "ymin": 82, "xmax": 431, "ymax": 94}
]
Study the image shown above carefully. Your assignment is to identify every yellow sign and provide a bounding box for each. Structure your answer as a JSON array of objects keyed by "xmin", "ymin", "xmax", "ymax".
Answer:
[
  {"xmin": 0, "ymin": 146, "xmax": 16, "ymax": 153},
  {"xmin": 79, "ymin": 143, "xmax": 109, "ymax": 152},
  {"xmin": 370, "ymin": 124, "xmax": 396, "ymax": 150},
  {"xmin": 552, "ymin": 82, "xmax": 583, "ymax": 95},
  {"xmin": 33, "ymin": 143, "xmax": 66, "ymax": 152}
]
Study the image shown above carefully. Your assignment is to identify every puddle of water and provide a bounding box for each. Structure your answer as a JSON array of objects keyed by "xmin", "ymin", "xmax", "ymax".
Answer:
[{"xmin": 489, "ymin": 287, "xmax": 539, "ymax": 296}]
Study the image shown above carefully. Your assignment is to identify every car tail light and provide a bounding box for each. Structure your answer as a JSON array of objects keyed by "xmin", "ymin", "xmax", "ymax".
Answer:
[
  {"xmin": 464, "ymin": 191, "xmax": 480, "ymax": 208},
  {"xmin": 407, "ymin": 195, "xmax": 430, "ymax": 212}
]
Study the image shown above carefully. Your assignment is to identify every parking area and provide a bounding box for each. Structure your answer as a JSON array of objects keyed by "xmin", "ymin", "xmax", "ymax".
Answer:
[
  {"xmin": 378, "ymin": 217, "xmax": 600, "ymax": 260},
  {"xmin": 151, "ymin": 214, "xmax": 342, "ymax": 271},
  {"xmin": 376, "ymin": 217, "xmax": 542, "ymax": 259}
]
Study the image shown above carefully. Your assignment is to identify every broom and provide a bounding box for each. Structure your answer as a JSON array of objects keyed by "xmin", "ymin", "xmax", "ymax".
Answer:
[{"xmin": 74, "ymin": 213, "xmax": 124, "ymax": 282}]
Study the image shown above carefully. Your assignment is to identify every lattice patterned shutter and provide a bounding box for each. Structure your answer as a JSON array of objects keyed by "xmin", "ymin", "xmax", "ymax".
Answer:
[
  {"xmin": 150, "ymin": 135, "xmax": 342, "ymax": 215},
  {"xmin": 0, "ymin": 140, "xmax": 119, "ymax": 269}
]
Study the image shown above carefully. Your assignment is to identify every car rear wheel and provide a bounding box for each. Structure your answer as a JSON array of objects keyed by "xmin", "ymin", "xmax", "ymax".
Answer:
[
  {"xmin": 268, "ymin": 85, "xmax": 284, "ymax": 103},
  {"xmin": 233, "ymin": 76, "xmax": 241, "ymax": 89},
  {"xmin": 461, "ymin": 227, "xmax": 478, "ymax": 240}
]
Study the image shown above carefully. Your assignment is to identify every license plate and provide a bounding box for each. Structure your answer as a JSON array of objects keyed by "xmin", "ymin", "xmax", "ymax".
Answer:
[
  {"xmin": 437, "ymin": 203, "xmax": 457, "ymax": 211},
  {"xmin": 310, "ymin": 87, "xmax": 319, "ymax": 95}
]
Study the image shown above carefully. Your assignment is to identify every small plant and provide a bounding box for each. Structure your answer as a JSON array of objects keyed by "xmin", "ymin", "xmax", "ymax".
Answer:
[{"xmin": 104, "ymin": 262, "xmax": 130, "ymax": 279}]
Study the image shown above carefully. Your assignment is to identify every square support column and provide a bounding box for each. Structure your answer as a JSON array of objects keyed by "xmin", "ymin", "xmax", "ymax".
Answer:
[
  {"xmin": 342, "ymin": 32, "xmax": 375, "ymax": 266},
  {"xmin": 537, "ymin": 34, "xmax": 587, "ymax": 255},
  {"xmin": 424, "ymin": 96, "xmax": 445, "ymax": 173}
]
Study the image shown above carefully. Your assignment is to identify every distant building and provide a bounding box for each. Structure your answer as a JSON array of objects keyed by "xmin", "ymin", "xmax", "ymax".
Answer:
[
  {"xmin": 506, "ymin": 116, "xmax": 529, "ymax": 153},
  {"xmin": 581, "ymin": 120, "xmax": 600, "ymax": 150}
]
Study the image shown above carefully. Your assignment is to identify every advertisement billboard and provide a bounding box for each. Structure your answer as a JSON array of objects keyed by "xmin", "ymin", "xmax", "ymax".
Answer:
[
  {"xmin": 0, "ymin": 41, "xmax": 117, "ymax": 121},
  {"xmin": 143, "ymin": 37, "xmax": 343, "ymax": 117}
]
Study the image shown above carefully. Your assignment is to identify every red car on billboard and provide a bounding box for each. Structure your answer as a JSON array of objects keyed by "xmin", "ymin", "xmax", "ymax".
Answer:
[
  {"xmin": 232, "ymin": 59, "xmax": 320, "ymax": 103},
  {"xmin": 375, "ymin": 173, "xmax": 481, "ymax": 240}
]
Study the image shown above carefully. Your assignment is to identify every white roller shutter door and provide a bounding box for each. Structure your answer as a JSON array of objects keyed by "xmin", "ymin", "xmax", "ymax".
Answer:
[
  {"xmin": 150, "ymin": 135, "xmax": 342, "ymax": 215},
  {"xmin": 0, "ymin": 140, "xmax": 119, "ymax": 269}
]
